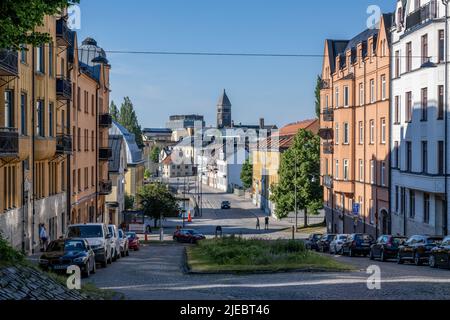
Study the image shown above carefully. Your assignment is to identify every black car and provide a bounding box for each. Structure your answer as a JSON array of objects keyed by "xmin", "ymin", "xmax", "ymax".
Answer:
[
  {"xmin": 429, "ymin": 236, "xmax": 450, "ymax": 269},
  {"xmin": 398, "ymin": 235, "xmax": 443, "ymax": 266},
  {"xmin": 305, "ymin": 233, "xmax": 323, "ymax": 251},
  {"xmin": 221, "ymin": 201, "xmax": 231, "ymax": 209},
  {"xmin": 369, "ymin": 235, "xmax": 407, "ymax": 262},
  {"xmin": 316, "ymin": 234, "xmax": 336, "ymax": 253},
  {"xmin": 39, "ymin": 238, "xmax": 96, "ymax": 277},
  {"xmin": 342, "ymin": 234, "xmax": 374, "ymax": 257},
  {"xmin": 173, "ymin": 229, "xmax": 206, "ymax": 243}
]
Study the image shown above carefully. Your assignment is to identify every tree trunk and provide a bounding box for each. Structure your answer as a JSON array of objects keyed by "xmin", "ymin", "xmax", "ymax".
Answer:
[
  {"xmin": 304, "ymin": 208, "xmax": 308, "ymax": 228},
  {"xmin": 154, "ymin": 218, "xmax": 158, "ymax": 228}
]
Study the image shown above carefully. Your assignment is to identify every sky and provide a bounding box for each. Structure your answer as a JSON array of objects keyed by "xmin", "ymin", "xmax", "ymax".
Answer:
[{"xmin": 76, "ymin": 0, "xmax": 396, "ymax": 129}]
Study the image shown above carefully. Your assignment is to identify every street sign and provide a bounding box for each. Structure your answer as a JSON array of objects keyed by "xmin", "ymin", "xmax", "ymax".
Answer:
[{"xmin": 352, "ymin": 203, "xmax": 360, "ymax": 216}]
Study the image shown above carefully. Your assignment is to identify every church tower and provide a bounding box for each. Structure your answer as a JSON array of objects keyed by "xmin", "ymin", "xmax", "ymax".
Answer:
[{"xmin": 217, "ymin": 89, "xmax": 232, "ymax": 129}]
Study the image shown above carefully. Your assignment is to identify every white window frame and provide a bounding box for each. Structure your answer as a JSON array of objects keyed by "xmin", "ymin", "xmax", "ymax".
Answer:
[
  {"xmin": 381, "ymin": 162, "xmax": 386, "ymax": 186},
  {"xmin": 370, "ymin": 79, "xmax": 375, "ymax": 103},
  {"xmin": 335, "ymin": 87, "xmax": 339, "ymax": 108},
  {"xmin": 343, "ymin": 122, "xmax": 349, "ymax": 144},
  {"xmin": 359, "ymin": 83, "xmax": 364, "ymax": 106},
  {"xmin": 381, "ymin": 118, "xmax": 386, "ymax": 144},
  {"xmin": 370, "ymin": 120, "xmax": 375, "ymax": 144},
  {"xmin": 335, "ymin": 160, "xmax": 339, "ymax": 180},
  {"xmin": 359, "ymin": 159, "xmax": 364, "ymax": 182},
  {"xmin": 359, "ymin": 121, "xmax": 364, "ymax": 145},
  {"xmin": 335, "ymin": 124, "xmax": 339, "ymax": 145},
  {"xmin": 343, "ymin": 159, "xmax": 349, "ymax": 181},
  {"xmin": 344, "ymin": 86, "xmax": 349, "ymax": 107},
  {"xmin": 370, "ymin": 160, "xmax": 376, "ymax": 185},
  {"xmin": 381, "ymin": 75, "xmax": 386, "ymax": 100}
]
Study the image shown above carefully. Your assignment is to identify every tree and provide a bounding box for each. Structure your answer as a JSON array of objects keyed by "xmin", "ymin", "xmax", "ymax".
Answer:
[
  {"xmin": 138, "ymin": 183, "xmax": 179, "ymax": 228},
  {"xmin": 150, "ymin": 146, "xmax": 161, "ymax": 163},
  {"xmin": 124, "ymin": 194, "xmax": 135, "ymax": 211},
  {"xmin": 240, "ymin": 158, "xmax": 253, "ymax": 190},
  {"xmin": 144, "ymin": 169, "xmax": 151, "ymax": 180},
  {"xmin": 315, "ymin": 75, "xmax": 322, "ymax": 118},
  {"xmin": 0, "ymin": 0, "xmax": 79, "ymax": 50},
  {"xmin": 270, "ymin": 129, "xmax": 323, "ymax": 221},
  {"xmin": 110, "ymin": 101, "xmax": 119, "ymax": 122},
  {"xmin": 118, "ymin": 97, "xmax": 144, "ymax": 148}
]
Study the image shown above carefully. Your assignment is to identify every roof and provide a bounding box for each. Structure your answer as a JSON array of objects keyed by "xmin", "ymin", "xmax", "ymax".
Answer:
[
  {"xmin": 280, "ymin": 119, "xmax": 319, "ymax": 136},
  {"xmin": 78, "ymin": 37, "xmax": 109, "ymax": 67},
  {"xmin": 109, "ymin": 121, "xmax": 144, "ymax": 165},
  {"xmin": 143, "ymin": 128, "xmax": 173, "ymax": 134},
  {"xmin": 217, "ymin": 89, "xmax": 232, "ymax": 107},
  {"xmin": 108, "ymin": 135, "xmax": 124, "ymax": 173},
  {"xmin": 162, "ymin": 154, "xmax": 172, "ymax": 165}
]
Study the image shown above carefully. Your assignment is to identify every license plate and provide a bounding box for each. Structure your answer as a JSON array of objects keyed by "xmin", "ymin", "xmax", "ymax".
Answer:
[{"xmin": 52, "ymin": 265, "xmax": 69, "ymax": 270}]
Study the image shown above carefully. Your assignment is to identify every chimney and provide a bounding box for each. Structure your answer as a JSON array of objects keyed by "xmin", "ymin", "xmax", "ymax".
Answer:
[{"xmin": 259, "ymin": 118, "xmax": 265, "ymax": 128}]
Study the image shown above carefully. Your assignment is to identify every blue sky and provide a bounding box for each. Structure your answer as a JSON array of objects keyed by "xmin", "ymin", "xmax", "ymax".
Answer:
[{"xmin": 77, "ymin": 0, "xmax": 395, "ymax": 128}]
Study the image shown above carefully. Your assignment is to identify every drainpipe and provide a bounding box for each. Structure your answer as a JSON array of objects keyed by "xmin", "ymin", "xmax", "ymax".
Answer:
[
  {"xmin": 444, "ymin": 0, "xmax": 449, "ymax": 236},
  {"xmin": 95, "ymin": 85, "xmax": 99, "ymax": 221},
  {"xmin": 31, "ymin": 46, "xmax": 36, "ymax": 254}
]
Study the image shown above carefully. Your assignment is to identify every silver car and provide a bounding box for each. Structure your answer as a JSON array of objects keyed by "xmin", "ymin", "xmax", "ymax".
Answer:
[
  {"xmin": 330, "ymin": 234, "xmax": 349, "ymax": 255},
  {"xmin": 108, "ymin": 225, "xmax": 121, "ymax": 261},
  {"xmin": 118, "ymin": 229, "xmax": 129, "ymax": 257}
]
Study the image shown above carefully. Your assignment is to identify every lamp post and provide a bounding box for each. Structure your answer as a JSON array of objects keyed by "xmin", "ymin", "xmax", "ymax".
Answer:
[{"xmin": 294, "ymin": 157, "xmax": 298, "ymax": 232}]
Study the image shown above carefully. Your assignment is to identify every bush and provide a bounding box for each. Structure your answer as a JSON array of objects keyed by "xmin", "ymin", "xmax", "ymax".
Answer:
[{"xmin": 0, "ymin": 233, "xmax": 24, "ymax": 264}]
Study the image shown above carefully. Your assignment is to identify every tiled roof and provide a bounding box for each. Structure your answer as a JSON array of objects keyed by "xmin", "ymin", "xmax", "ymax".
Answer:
[{"xmin": 162, "ymin": 154, "xmax": 172, "ymax": 165}]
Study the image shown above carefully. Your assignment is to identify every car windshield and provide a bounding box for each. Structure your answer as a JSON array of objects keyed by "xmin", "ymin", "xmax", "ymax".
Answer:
[
  {"xmin": 313, "ymin": 234, "xmax": 322, "ymax": 240},
  {"xmin": 326, "ymin": 235, "xmax": 335, "ymax": 241},
  {"xmin": 427, "ymin": 238, "xmax": 442, "ymax": 245},
  {"xmin": 47, "ymin": 240, "xmax": 85, "ymax": 252},
  {"xmin": 392, "ymin": 237, "xmax": 406, "ymax": 245},
  {"xmin": 108, "ymin": 226, "xmax": 115, "ymax": 236},
  {"xmin": 126, "ymin": 233, "xmax": 136, "ymax": 239},
  {"xmin": 338, "ymin": 235, "xmax": 347, "ymax": 240},
  {"xmin": 355, "ymin": 234, "xmax": 372, "ymax": 241},
  {"xmin": 186, "ymin": 230, "xmax": 198, "ymax": 235},
  {"xmin": 68, "ymin": 226, "xmax": 103, "ymax": 238},
  {"xmin": 118, "ymin": 230, "xmax": 123, "ymax": 238}
]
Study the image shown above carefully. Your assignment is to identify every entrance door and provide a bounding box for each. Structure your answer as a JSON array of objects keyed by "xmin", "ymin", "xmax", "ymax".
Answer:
[
  {"xmin": 435, "ymin": 197, "xmax": 444, "ymax": 236},
  {"xmin": 381, "ymin": 210, "xmax": 390, "ymax": 235}
]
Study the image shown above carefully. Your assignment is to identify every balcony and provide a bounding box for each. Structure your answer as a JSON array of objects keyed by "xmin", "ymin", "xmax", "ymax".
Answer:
[
  {"xmin": 56, "ymin": 134, "xmax": 72, "ymax": 154},
  {"xmin": 99, "ymin": 180, "xmax": 113, "ymax": 195},
  {"xmin": 56, "ymin": 77, "xmax": 72, "ymax": 101},
  {"xmin": 0, "ymin": 50, "xmax": 19, "ymax": 76},
  {"xmin": 0, "ymin": 128, "xmax": 19, "ymax": 157},
  {"xmin": 405, "ymin": 0, "xmax": 438, "ymax": 31},
  {"xmin": 322, "ymin": 108, "xmax": 333, "ymax": 122},
  {"xmin": 320, "ymin": 79, "xmax": 330, "ymax": 90},
  {"xmin": 99, "ymin": 147, "xmax": 112, "ymax": 161},
  {"xmin": 99, "ymin": 113, "xmax": 112, "ymax": 128},
  {"xmin": 56, "ymin": 18, "xmax": 71, "ymax": 46},
  {"xmin": 323, "ymin": 142, "xmax": 334, "ymax": 155},
  {"xmin": 322, "ymin": 175, "xmax": 333, "ymax": 189},
  {"xmin": 318, "ymin": 127, "xmax": 333, "ymax": 140},
  {"xmin": 334, "ymin": 180, "xmax": 354, "ymax": 195}
]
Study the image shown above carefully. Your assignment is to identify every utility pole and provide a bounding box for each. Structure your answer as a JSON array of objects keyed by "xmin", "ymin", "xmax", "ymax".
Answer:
[{"xmin": 295, "ymin": 157, "xmax": 298, "ymax": 233}]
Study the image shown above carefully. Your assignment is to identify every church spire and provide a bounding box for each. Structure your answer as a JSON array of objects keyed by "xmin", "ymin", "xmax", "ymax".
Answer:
[{"xmin": 217, "ymin": 89, "xmax": 232, "ymax": 129}]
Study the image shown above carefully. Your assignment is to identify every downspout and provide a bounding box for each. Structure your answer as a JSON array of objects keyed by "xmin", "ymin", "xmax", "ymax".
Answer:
[
  {"xmin": 444, "ymin": 1, "xmax": 449, "ymax": 236},
  {"xmin": 95, "ymin": 85, "xmax": 99, "ymax": 221},
  {"xmin": 388, "ymin": 30, "xmax": 393, "ymax": 236},
  {"xmin": 363, "ymin": 58, "xmax": 367, "ymax": 234},
  {"xmin": 31, "ymin": 45, "xmax": 36, "ymax": 254}
]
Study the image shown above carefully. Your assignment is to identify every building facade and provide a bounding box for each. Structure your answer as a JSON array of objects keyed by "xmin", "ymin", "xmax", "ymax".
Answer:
[{"xmin": 320, "ymin": 14, "xmax": 392, "ymax": 238}]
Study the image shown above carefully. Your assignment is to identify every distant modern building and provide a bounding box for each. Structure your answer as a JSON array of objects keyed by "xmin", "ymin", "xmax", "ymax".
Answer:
[
  {"xmin": 142, "ymin": 128, "xmax": 173, "ymax": 146},
  {"xmin": 166, "ymin": 114, "xmax": 205, "ymax": 130}
]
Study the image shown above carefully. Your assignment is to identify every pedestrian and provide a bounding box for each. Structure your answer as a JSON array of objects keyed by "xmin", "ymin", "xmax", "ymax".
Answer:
[
  {"xmin": 215, "ymin": 226, "xmax": 223, "ymax": 238},
  {"xmin": 256, "ymin": 218, "xmax": 261, "ymax": 230},
  {"xmin": 265, "ymin": 216, "xmax": 269, "ymax": 230},
  {"xmin": 39, "ymin": 224, "xmax": 48, "ymax": 252}
]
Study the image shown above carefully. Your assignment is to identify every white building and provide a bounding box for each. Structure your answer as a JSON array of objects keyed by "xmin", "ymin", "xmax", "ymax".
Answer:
[{"xmin": 390, "ymin": 0, "xmax": 449, "ymax": 236}]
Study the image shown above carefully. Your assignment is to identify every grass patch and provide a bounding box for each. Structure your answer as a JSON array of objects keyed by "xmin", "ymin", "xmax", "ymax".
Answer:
[
  {"xmin": 186, "ymin": 236, "xmax": 354, "ymax": 274},
  {"xmin": 0, "ymin": 234, "xmax": 25, "ymax": 267}
]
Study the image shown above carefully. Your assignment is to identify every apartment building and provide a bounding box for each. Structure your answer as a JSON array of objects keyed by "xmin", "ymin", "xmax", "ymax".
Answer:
[
  {"xmin": 391, "ymin": 0, "xmax": 449, "ymax": 236},
  {"xmin": 320, "ymin": 14, "xmax": 392, "ymax": 238},
  {"xmin": 0, "ymin": 14, "xmax": 71, "ymax": 252}
]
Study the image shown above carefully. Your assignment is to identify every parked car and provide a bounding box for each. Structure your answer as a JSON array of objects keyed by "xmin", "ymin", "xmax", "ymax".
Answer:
[
  {"xmin": 118, "ymin": 229, "xmax": 129, "ymax": 257},
  {"xmin": 108, "ymin": 224, "xmax": 121, "ymax": 261},
  {"xmin": 398, "ymin": 235, "xmax": 443, "ymax": 266},
  {"xmin": 316, "ymin": 234, "xmax": 336, "ymax": 253},
  {"xmin": 66, "ymin": 223, "xmax": 112, "ymax": 268},
  {"xmin": 329, "ymin": 234, "xmax": 349, "ymax": 255},
  {"xmin": 369, "ymin": 235, "xmax": 407, "ymax": 262},
  {"xmin": 39, "ymin": 238, "xmax": 96, "ymax": 277},
  {"xmin": 221, "ymin": 201, "xmax": 231, "ymax": 210},
  {"xmin": 429, "ymin": 236, "xmax": 450, "ymax": 269},
  {"xmin": 173, "ymin": 229, "xmax": 206, "ymax": 244},
  {"xmin": 305, "ymin": 233, "xmax": 323, "ymax": 251},
  {"xmin": 342, "ymin": 234, "xmax": 374, "ymax": 257},
  {"xmin": 126, "ymin": 232, "xmax": 140, "ymax": 251}
]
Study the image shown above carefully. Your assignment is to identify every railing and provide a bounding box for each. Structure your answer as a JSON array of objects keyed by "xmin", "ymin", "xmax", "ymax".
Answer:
[
  {"xmin": 320, "ymin": 79, "xmax": 330, "ymax": 90},
  {"xmin": 322, "ymin": 108, "xmax": 334, "ymax": 122},
  {"xmin": 56, "ymin": 18, "xmax": 70, "ymax": 46},
  {"xmin": 0, "ymin": 127, "xmax": 19, "ymax": 156},
  {"xmin": 99, "ymin": 113, "xmax": 112, "ymax": 128},
  {"xmin": 318, "ymin": 127, "xmax": 333, "ymax": 140},
  {"xmin": 99, "ymin": 147, "xmax": 112, "ymax": 161},
  {"xmin": 322, "ymin": 175, "xmax": 333, "ymax": 189},
  {"xmin": 323, "ymin": 142, "xmax": 334, "ymax": 155},
  {"xmin": 56, "ymin": 76, "xmax": 72, "ymax": 100},
  {"xmin": 56, "ymin": 134, "xmax": 72, "ymax": 154},
  {"xmin": 0, "ymin": 50, "xmax": 19, "ymax": 76},
  {"xmin": 406, "ymin": 0, "xmax": 438, "ymax": 31},
  {"xmin": 99, "ymin": 180, "xmax": 113, "ymax": 195}
]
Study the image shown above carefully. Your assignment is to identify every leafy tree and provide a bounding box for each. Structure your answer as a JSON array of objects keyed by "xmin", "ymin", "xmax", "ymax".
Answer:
[
  {"xmin": 110, "ymin": 101, "xmax": 119, "ymax": 122},
  {"xmin": 118, "ymin": 97, "xmax": 144, "ymax": 148},
  {"xmin": 150, "ymin": 146, "xmax": 161, "ymax": 163},
  {"xmin": 270, "ymin": 129, "xmax": 323, "ymax": 222},
  {"xmin": 0, "ymin": 0, "xmax": 79, "ymax": 50},
  {"xmin": 138, "ymin": 183, "xmax": 179, "ymax": 228},
  {"xmin": 124, "ymin": 193, "xmax": 135, "ymax": 211},
  {"xmin": 240, "ymin": 158, "xmax": 253, "ymax": 190},
  {"xmin": 315, "ymin": 75, "xmax": 322, "ymax": 118},
  {"xmin": 144, "ymin": 169, "xmax": 151, "ymax": 180}
]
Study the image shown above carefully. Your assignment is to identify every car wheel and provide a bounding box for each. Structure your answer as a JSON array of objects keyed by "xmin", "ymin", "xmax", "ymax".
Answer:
[
  {"xmin": 380, "ymin": 251, "xmax": 386, "ymax": 262},
  {"xmin": 83, "ymin": 262, "xmax": 90, "ymax": 278},
  {"xmin": 429, "ymin": 255, "xmax": 437, "ymax": 269},
  {"xmin": 369, "ymin": 250, "xmax": 374, "ymax": 260},
  {"xmin": 108, "ymin": 251, "xmax": 113, "ymax": 264},
  {"xmin": 414, "ymin": 252, "xmax": 423, "ymax": 266},
  {"xmin": 101, "ymin": 257, "xmax": 108, "ymax": 268},
  {"xmin": 397, "ymin": 253, "xmax": 404, "ymax": 264},
  {"xmin": 349, "ymin": 248, "xmax": 354, "ymax": 257},
  {"xmin": 126, "ymin": 248, "xmax": 130, "ymax": 256},
  {"xmin": 91, "ymin": 259, "xmax": 96, "ymax": 274},
  {"xmin": 112, "ymin": 250, "xmax": 117, "ymax": 262}
]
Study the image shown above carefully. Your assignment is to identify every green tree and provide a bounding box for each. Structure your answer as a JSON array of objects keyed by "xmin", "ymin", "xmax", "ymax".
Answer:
[
  {"xmin": 0, "ymin": 0, "xmax": 79, "ymax": 50},
  {"xmin": 144, "ymin": 169, "xmax": 151, "ymax": 180},
  {"xmin": 270, "ymin": 129, "xmax": 323, "ymax": 221},
  {"xmin": 240, "ymin": 158, "xmax": 253, "ymax": 190},
  {"xmin": 138, "ymin": 183, "xmax": 179, "ymax": 228},
  {"xmin": 315, "ymin": 75, "xmax": 322, "ymax": 118},
  {"xmin": 150, "ymin": 146, "xmax": 161, "ymax": 163},
  {"xmin": 118, "ymin": 97, "xmax": 143, "ymax": 148},
  {"xmin": 110, "ymin": 101, "xmax": 119, "ymax": 122},
  {"xmin": 124, "ymin": 193, "xmax": 135, "ymax": 211}
]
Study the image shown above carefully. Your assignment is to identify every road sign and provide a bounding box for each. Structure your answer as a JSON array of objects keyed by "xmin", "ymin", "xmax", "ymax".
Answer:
[{"xmin": 353, "ymin": 203, "xmax": 360, "ymax": 216}]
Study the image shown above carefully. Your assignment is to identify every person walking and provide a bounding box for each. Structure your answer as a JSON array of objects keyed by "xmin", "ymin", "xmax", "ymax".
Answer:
[
  {"xmin": 39, "ymin": 224, "xmax": 48, "ymax": 252},
  {"xmin": 265, "ymin": 216, "xmax": 269, "ymax": 230},
  {"xmin": 256, "ymin": 218, "xmax": 261, "ymax": 231}
]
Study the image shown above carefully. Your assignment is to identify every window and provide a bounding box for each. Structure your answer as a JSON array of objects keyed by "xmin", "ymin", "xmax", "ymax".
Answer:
[
  {"xmin": 369, "ymin": 120, "xmax": 375, "ymax": 144},
  {"xmin": 84, "ymin": 168, "xmax": 88, "ymax": 190},
  {"xmin": 48, "ymin": 42, "xmax": 54, "ymax": 77},
  {"xmin": 421, "ymin": 34, "xmax": 428, "ymax": 65},
  {"xmin": 370, "ymin": 79, "xmax": 375, "ymax": 103},
  {"xmin": 48, "ymin": 103, "xmax": 54, "ymax": 137},
  {"xmin": 395, "ymin": 186, "xmax": 399, "ymax": 213},
  {"xmin": 77, "ymin": 127, "xmax": 81, "ymax": 151},
  {"xmin": 424, "ymin": 193, "xmax": 430, "ymax": 224},
  {"xmin": 20, "ymin": 45, "xmax": 27, "ymax": 64},
  {"xmin": 36, "ymin": 100, "xmax": 44, "ymax": 137},
  {"xmin": 395, "ymin": 50, "xmax": 400, "ymax": 77},
  {"xmin": 335, "ymin": 160, "xmax": 339, "ymax": 180},
  {"xmin": 414, "ymin": 0, "xmax": 421, "ymax": 10},
  {"xmin": 438, "ymin": 85, "xmax": 444, "ymax": 120},
  {"xmin": 78, "ymin": 169, "xmax": 81, "ymax": 192},
  {"xmin": 343, "ymin": 122, "xmax": 349, "ymax": 144},
  {"xmin": 438, "ymin": 141, "xmax": 445, "ymax": 175},
  {"xmin": 394, "ymin": 96, "xmax": 400, "ymax": 124},
  {"xmin": 406, "ymin": 42, "xmax": 412, "ymax": 72},
  {"xmin": 359, "ymin": 83, "xmax": 364, "ymax": 106},
  {"xmin": 381, "ymin": 75, "xmax": 386, "ymax": 100},
  {"xmin": 4, "ymin": 90, "xmax": 14, "ymax": 128},
  {"xmin": 359, "ymin": 159, "xmax": 364, "ymax": 182},
  {"xmin": 370, "ymin": 160, "xmax": 376, "ymax": 184},
  {"xmin": 359, "ymin": 121, "xmax": 364, "ymax": 144},
  {"xmin": 439, "ymin": 30, "xmax": 445, "ymax": 63},
  {"xmin": 401, "ymin": 187, "xmax": 406, "ymax": 216},
  {"xmin": 334, "ymin": 87, "xmax": 340, "ymax": 108},
  {"xmin": 343, "ymin": 159, "xmax": 349, "ymax": 181},
  {"xmin": 77, "ymin": 87, "xmax": 81, "ymax": 111},
  {"xmin": 343, "ymin": 86, "xmax": 349, "ymax": 107},
  {"xmin": 381, "ymin": 118, "xmax": 386, "ymax": 144},
  {"xmin": 406, "ymin": 91, "xmax": 412, "ymax": 122},
  {"xmin": 422, "ymin": 141, "xmax": 428, "ymax": 173},
  {"xmin": 394, "ymin": 141, "xmax": 399, "ymax": 169},
  {"xmin": 36, "ymin": 45, "xmax": 44, "ymax": 73},
  {"xmin": 381, "ymin": 162, "xmax": 386, "ymax": 186},
  {"xmin": 72, "ymin": 169, "xmax": 76, "ymax": 193},
  {"xmin": 20, "ymin": 93, "xmax": 27, "ymax": 135},
  {"xmin": 91, "ymin": 130, "xmax": 95, "ymax": 151},
  {"xmin": 406, "ymin": 141, "xmax": 412, "ymax": 172},
  {"xmin": 91, "ymin": 94, "xmax": 95, "ymax": 115},
  {"xmin": 409, "ymin": 190, "xmax": 415, "ymax": 219},
  {"xmin": 91, "ymin": 166, "xmax": 95, "ymax": 187},
  {"xmin": 421, "ymin": 88, "xmax": 427, "ymax": 121},
  {"xmin": 335, "ymin": 124, "xmax": 339, "ymax": 144},
  {"xmin": 72, "ymin": 126, "xmax": 76, "ymax": 152}
]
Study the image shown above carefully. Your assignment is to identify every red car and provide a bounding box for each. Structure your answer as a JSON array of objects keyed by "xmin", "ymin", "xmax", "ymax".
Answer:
[
  {"xmin": 126, "ymin": 232, "xmax": 140, "ymax": 251},
  {"xmin": 173, "ymin": 229, "xmax": 206, "ymax": 244}
]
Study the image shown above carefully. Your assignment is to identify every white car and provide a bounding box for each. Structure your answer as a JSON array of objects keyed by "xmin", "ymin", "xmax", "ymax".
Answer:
[
  {"xmin": 108, "ymin": 225, "xmax": 121, "ymax": 261},
  {"xmin": 118, "ymin": 229, "xmax": 129, "ymax": 257},
  {"xmin": 329, "ymin": 234, "xmax": 349, "ymax": 255},
  {"xmin": 66, "ymin": 223, "xmax": 112, "ymax": 268}
]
